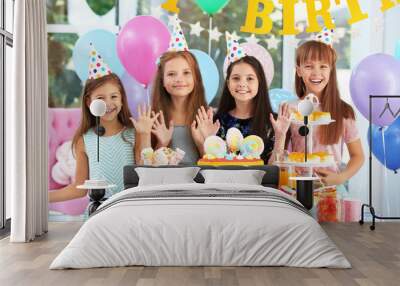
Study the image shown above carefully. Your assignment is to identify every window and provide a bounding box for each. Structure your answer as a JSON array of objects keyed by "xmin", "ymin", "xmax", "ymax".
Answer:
[
  {"xmin": 1, "ymin": 0, "xmax": 14, "ymax": 234},
  {"xmin": 5, "ymin": 0, "xmax": 12, "ymax": 33}
]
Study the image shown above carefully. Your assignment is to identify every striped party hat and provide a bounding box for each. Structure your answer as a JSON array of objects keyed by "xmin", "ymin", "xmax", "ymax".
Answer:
[
  {"xmin": 226, "ymin": 31, "xmax": 246, "ymax": 64},
  {"xmin": 315, "ymin": 26, "xmax": 334, "ymax": 47},
  {"xmin": 88, "ymin": 43, "xmax": 112, "ymax": 80},
  {"xmin": 168, "ymin": 15, "xmax": 189, "ymax": 52}
]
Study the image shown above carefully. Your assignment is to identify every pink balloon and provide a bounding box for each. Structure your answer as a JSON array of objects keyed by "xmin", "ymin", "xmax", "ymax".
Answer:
[
  {"xmin": 223, "ymin": 42, "xmax": 274, "ymax": 86},
  {"xmin": 117, "ymin": 16, "xmax": 170, "ymax": 87}
]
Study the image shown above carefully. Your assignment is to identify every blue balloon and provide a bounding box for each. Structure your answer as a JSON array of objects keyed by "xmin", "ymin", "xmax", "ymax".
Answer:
[
  {"xmin": 72, "ymin": 29, "xmax": 125, "ymax": 82},
  {"xmin": 395, "ymin": 40, "xmax": 400, "ymax": 60},
  {"xmin": 369, "ymin": 116, "xmax": 400, "ymax": 172},
  {"xmin": 269, "ymin": 88, "xmax": 298, "ymax": 113},
  {"xmin": 190, "ymin": 49, "xmax": 219, "ymax": 104}
]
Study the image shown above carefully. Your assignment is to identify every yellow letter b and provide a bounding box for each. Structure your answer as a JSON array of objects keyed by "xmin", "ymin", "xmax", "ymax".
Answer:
[{"xmin": 240, "ymin": 0, "xmax": 274, "ymax": 35}]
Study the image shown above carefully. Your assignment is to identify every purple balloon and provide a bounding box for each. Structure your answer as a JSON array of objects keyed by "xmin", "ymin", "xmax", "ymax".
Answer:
[
  {"xmin": 117, "ymin": 16, "xmax": 170, "ymax": 87},
  {"xmin": 350, "ymin": 54, "xmax": 400, "ymax": 127},
  {"xmin": 121, "ymin": 72, "xmax": 152, "ymax": 119}
]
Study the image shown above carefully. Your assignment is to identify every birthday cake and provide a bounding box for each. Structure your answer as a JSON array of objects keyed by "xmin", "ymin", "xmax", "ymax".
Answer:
[
  {"xmin": 198, "ymin": 155, "xmax": 264, "ymax": 166},
  {"xmin": 197, "ymin": 128, "xmax": 264, "ymax": 166},
  {"xmin": 287, "ymin": 151, "xmax": 335, "ymax": 164}
]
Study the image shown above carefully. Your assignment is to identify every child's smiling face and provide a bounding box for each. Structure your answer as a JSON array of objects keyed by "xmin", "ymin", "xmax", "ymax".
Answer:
[
  {"xmin": 227, "ymin": 62, "xmax": 259, "ymax": 103},
  {"xmin": 163, "ymin": 57, "xmax": 195, "ymax": 99},
  {"xmin": 296, "ymin": 59, "xmax": 331, "ymax": 97},
  {"xmin": 88, "ymin": 82, "xmax": 122, "ymax": 122}
]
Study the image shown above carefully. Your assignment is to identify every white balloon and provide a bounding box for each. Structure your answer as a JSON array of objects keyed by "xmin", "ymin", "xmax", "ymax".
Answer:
[
  {"xmin": 89, "ymin": 99, "xmax": 106, "ymax": 117},
  {"xmin": 298, "ymin": 99, "xmax": 314, "ymax": 116}
]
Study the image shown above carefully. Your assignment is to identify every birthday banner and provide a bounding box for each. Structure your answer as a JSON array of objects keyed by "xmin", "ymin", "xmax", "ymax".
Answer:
[{"xmin": 162, "ymin": 0, "xmax": 398, "ymax": 34}]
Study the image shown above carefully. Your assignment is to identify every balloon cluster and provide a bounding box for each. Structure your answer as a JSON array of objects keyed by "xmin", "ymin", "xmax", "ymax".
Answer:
[
  {"xmin": 72, "ymin": 16, "xmax": 221, "ymax": 116},
  {"xmin": 350, "ymin": 50, "xmax": 400, "ymax": 172}
]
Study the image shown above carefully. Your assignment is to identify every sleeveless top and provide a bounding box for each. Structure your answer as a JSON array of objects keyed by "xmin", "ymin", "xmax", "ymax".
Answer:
[
  {"xmin": 83, "ymin": 127, "xmax": 135, "ymax": 198},
  {"xmin": 170, "ymin": 126, "xmax": 199, "ymax": 164}
]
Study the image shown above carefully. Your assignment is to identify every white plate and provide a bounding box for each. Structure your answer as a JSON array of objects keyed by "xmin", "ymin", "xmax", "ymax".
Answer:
[{"xmin": 290, "ymin": 119, "xmax": 335, "ymax": 126}]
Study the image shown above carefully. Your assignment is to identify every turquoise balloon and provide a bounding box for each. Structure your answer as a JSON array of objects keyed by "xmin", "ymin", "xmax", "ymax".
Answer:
[
  {"xmin": 72, "ymin": 29, "xmax": 124, "ymax": 82},
  {"xmin": 194, "ymin": 0, "xmax": 230, "ymax": 15},
  {"xmin": 190, "ymin": 49, "xmax": 219, "ymax": 104},
  {"xmin": 395, "ymin": 40, "xmax": 400, "ymax": 60},
  {"xmin": 269, "ymin": 88, "xmax": 297, "ymax": 113}
]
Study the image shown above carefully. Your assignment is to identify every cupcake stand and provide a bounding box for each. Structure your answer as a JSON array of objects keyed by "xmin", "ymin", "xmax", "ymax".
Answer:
[{"xmin": 275, "ymin": 99, "xmax": 335, "ymax": 210}]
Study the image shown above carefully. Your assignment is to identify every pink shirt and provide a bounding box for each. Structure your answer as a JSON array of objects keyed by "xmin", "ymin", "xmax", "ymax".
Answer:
[{"xmin": 289, "ymin": 118, "xmax": 359, "ymax": 172}]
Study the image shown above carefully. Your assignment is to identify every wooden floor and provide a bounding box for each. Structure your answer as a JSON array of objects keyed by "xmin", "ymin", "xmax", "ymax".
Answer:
[{"xmin": 0, "ymin": 222, "xmax": 399, "ymax": 286}]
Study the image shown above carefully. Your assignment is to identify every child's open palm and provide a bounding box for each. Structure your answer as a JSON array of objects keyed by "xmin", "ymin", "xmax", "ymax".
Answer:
[
  {"xmin": 190, "ymin": 119, "xmax": 204, "ymax": 149},
  {"xmin": 152, "ymin": 111, "xmax": 174, "ymax": 147},
  {"xmin": 270, "ymin": 103, "xmax": 291, "ymax": 136},
  {"xmin": 196, "ymin": 106, "xmax": 220, "ymax": 139},
  {"xmin": 130, "ymin": 105, "xmax": 159, "ymax": 134}
]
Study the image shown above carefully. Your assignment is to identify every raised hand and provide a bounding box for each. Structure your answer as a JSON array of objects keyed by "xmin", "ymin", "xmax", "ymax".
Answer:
[
  {"xmin": 190, "ymin": 119, "xmax": 203, "ymax": 145},
  {"xmin": 151, "ymin": 110, "xmax": 174, "ymax": 147},
  {"xmin": 195, "ymin": 106, "xmax": 220, "ymax": 139},
  {"xmin": 270, "ymin": 102, "xmax": 291, "ymax": 137},
  {"xmin": 130, "ymin": 105, "xmax": 159, "ymax": 135}
]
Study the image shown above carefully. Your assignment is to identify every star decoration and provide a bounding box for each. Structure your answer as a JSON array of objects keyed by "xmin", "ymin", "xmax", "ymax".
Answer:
[
  {"xmin": 265, "ymin": 35, "xmax": 280, "ymax": 50},
  {"xmin": 151, "ymin": 6, "xmax": 164, "ymax": 19},
  {"xmin": 209, "ymin": 26, "xmax": 222, "ymax": 42},
  {"xmin": 189, "ymin": 21, "xmax": 204, "ymax": 37},
  {"xmin": 246, "ymin": 34, "xmax": 259, "ymax": 45},
  {"xmin": 270, "ymin": 9, "xmax": 282, "ymax": 21},
  {"xmin": 142, "ymin": 6, "xmax": 150, "ymax": 15},
  {"xmin": 231, "ymin": 31, "xmax": 240, "ymax": 41},
  {"xmin": 168, "ymin": 14, "xmax": 182, "ymax": 26}
]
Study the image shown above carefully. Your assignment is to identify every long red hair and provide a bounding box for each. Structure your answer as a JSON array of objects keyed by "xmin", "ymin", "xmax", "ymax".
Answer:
[
  {"xmin": 151, "ymin": 51, "xmax": 207, "ymax": 126},
  {"xmin": 295, "ymin": 40, "xmax": 355, "ymax": 145}
]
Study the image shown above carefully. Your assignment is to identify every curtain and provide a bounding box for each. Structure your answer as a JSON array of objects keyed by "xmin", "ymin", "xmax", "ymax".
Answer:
[{"xmin": 7, "ymin": 0, "xmax": 48, "ymax": 242}]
